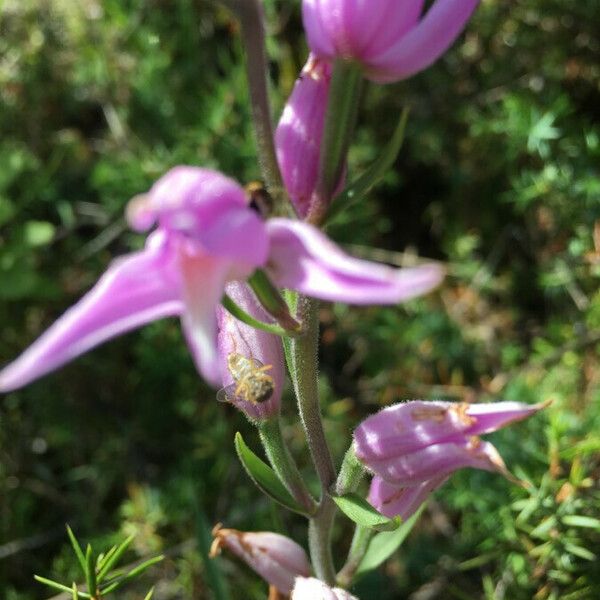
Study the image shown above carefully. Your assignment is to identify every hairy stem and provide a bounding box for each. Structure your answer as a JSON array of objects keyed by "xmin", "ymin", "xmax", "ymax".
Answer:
[
  {"xmin": 220, "ymin": 0, "xmax": 292, "ymax": 217},
  {"xmin": 258, "ymin": 419, "xmax": 317, "ymax": 514},
  {"xmin": 336, "ymin": 526, "xmax": 374, "ymax": 588},
  {"xmin": 290, "ymin": 296, "xmax": 337, "ymax": 583}
]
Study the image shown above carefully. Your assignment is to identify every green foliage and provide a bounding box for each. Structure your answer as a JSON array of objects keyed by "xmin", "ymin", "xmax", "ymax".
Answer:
[
  {"xmin": 1, "ymin": 0, "xmax": 599, "ymax": 599},
  {"xmin": 234, "ymin": 432, "xmax": 307, "ymax": 515},
  {"xmin": 34, "ymin": 527, "xmax": 162, "ymax": 598},
  {"xmin": 356, "ymin": 506, "xmax": 425, "ymax": 578},
  {"xmin": 332, "ymin": 493, "xmax": 401, "ymax": 532}
]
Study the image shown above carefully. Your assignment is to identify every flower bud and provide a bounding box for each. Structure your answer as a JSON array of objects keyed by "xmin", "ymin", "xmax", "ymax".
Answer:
[
  {"xmin": 292, "ymin": 577, "xmax": 359, "ymax": 600},
  {"xmin": 354, "ymin": 400, "xmax": 545, "ymax": 486},
  {"xmin": 211, "ymin": 526, "xmax": 311, "ymax": 595},
  {"xmin": 216, "ymin": 282, "xmax": 285, "ymax": 422},
  {"xmin": 276, "ymin": 55, "xmax": 338, "ymax": 218},
  {"xmin": 302, "ymin": 0, "xmax": 479, "ymax": 83}
]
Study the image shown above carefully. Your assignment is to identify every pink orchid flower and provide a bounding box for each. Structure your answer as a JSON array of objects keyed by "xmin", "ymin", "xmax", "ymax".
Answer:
[
  {"xmin": 302, "ymin": 0, "xmax": 480, "ymax": 83},
  {"xmin": 210, "ymin": 526, "xmax": 311, "ymax": 595},
  {"xmin": 355, "ymin": 400, "xmax": 546, "ymax": 488},
  {"xmin": 0, "ymin": 167, "xmax": 444, "ymax": 393}
]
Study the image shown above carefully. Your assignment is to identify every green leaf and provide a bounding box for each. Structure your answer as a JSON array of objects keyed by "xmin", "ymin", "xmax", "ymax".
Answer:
[
  {"xmin": 332, "ymin": 493, "xmax": 400, "ymax": 532},
  {"xmin": 66, "ymin": 525, "xmax": 87, "ymax": 574},
  {"xmin": 85, "ymin": 545, "xmax": 97, "ymax": 597},
  {"xmin": 100, "ymin": 555, "xmax": 164, "ymax": 594},
  {"xmin": 356, "ymin": 505, "xmax": 425, "ymax": 576},
  {"xmin": 563, "ymin": 541, "xmax": 596, "ymax": 561},
  {"xmin": 72, "ymin": 582, "xmax": 79, "ymax": 600},
  {"xmin": 34, "ymin": 576, "xmax": 91, "ymax": 598},
  {"xmin": 24, "ymin": 220, "xmax": 55, "ymax": 247},
  {"xmin": 234, "ymin": 432, "xmax": 307, "ymax": 515},
  {"xmin": 328, "ymin": 107, "xmax": 410, "ymax": 223},
  {"xmin": 221, "ymin": 293, "xmax": 292, "ymax": 337},
  {"xmin": 97, "ymin": 534, "xmax": 135, "ymax": 582},
  {"xmin": 144, "ymin": 587, "xmax": 155, "ymax": 600},
  {"xmin": 561, "ymin": 515, "xmax": 600, "ymax": 531}
]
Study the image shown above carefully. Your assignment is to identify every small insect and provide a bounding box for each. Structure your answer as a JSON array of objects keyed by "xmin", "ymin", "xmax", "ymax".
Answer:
[
  {"xmin": 245, "ymin": 181, "xmax": 273, "ymax": 218},
  {"xmin": 217, "ymin": 353, "xmax": 275, "ymax": 405}
]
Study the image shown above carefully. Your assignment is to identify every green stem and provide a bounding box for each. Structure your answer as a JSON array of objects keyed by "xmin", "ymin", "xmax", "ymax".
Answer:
[
  {"xmin": 291, "ymin": 297, "xmax": 336, "ymax": 496},
  {"xmin": 336, "ymin": 525, "xmax": 374, "ymax": 588},
  {"xmin": 310, "ymin": 59, "xmax": 364, "ymax": 224},
  {"xmin": 290, "ymin": 296, "xmax": 337, "ymax": 583},
  {"xmin": 258, "ymin": 419, "xmax": 317, "ymax": 514},
  {"xmin": 309, "ymin": 501, "xmax": 337, "ymax": 584},
  {"xmin": 220, "ymin": 0, "xmax": 293, "ymax": 217}
]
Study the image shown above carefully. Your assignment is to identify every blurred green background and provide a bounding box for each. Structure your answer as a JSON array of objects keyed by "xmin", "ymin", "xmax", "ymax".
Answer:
[{"xmin": 1, "ymin": 0, "xmax": 599, "ymax": 598}]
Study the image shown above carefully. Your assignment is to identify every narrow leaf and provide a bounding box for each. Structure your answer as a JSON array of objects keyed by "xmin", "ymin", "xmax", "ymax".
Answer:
[
  {"xmin": 221, "ymin": 294, "xmax": 291, "ymax": 337},
  {"xmin": 356, "ymin": 504, "xmax": 425, "ymax": 576},
  {"xmin": 561, "ymin": 515, "xmax": 600, "ymax": 530},
  {"xmin": 34, "ymin": 576, "xmax": 91, "ymax": 598},
  {"xmin": 85, "ymin": 545, "xmax": 97, "ymax": 597},
  {"xmin": 144, "ymin": 587, "xmax": 155, "ymax": 600},
  {"xmin": 66, "ymin": 525, "xmax": 87, "ymax": 574},
  {"xmin": 234, "ymin": 432, "xmax": 307, "ymax": 515},
  {"xmin": 332, "ymin": 493, "xmax": 400, "ymax": 532},
  {"xmin": 100, "ymin": 555, "xmax": 164, "ymax": 594},
  {"xmin": 97, "ymin": 534, "xmax": 135, "ymax": 582},
  {"xmin": 97, "ymin": 544, "xmax": 118, "ymax": 573},
  {"xmin": 564, "ymin": 542, "xmax": 596, "ymax": 561},
  {"xmin": 72, "ymin": 582, "xmax": 79, "ymax": 600},
  {"xmin": 328, "ymin": 107, "xmax": 410, "ymax": 222}
]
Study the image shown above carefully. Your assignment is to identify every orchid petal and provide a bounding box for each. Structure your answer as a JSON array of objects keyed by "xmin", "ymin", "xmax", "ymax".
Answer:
[
  {"xmin": 368, "ymin": 475, "xmax": 447, "ymax": 520},
  {"xmin": 179, "ymin": 250, "xmax": 232, "ymax": 387},
  {"xmin": 367, "ymin": 438, "xmax": 508, "ymax": 486},
  {"xmin": 266, "ymin": 219, "xmax": 444, "ymax": 305},
  {"xmin": 127, "ymin": 166, "xmax": 269, "ymax": 267},
  {"xmin": 0, "ymin": 232, "xmax": 182, "ymax": 392},
  {"xmin": 354, "ymin": 400, "xmax": 546, "ymax": 462},
  {"xmin": 368, "ymin": 0, "xmax": 480, "ymax": 83},
  {"xmin": 465, "ymin": 401, "xmax": 548, "ymax": 436}
]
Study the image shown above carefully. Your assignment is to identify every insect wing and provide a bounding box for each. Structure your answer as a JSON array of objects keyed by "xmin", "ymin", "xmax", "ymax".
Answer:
[{"xmin": 216, "ymin": 383, "xmax": 242, "ymax": 404}]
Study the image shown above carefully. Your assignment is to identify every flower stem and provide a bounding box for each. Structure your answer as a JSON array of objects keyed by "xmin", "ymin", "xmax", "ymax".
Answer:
[
  {"xmin": 336, "ymin": 525, "xmax": 374, "ymax": 588},
  {"xmin": 310, "ymin": 58, "xmax": 364, "ymax": 224},
  {"xmin": 258, "ymin": 418, "xmax": 317, "ymax": 514},
  {"xmin": 220, "ymin": 0, "xmax": 293, "ymax": 217},
  {"xmin": 290, "ymin": 296, "xmax": 337, "ymax": 583}
]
